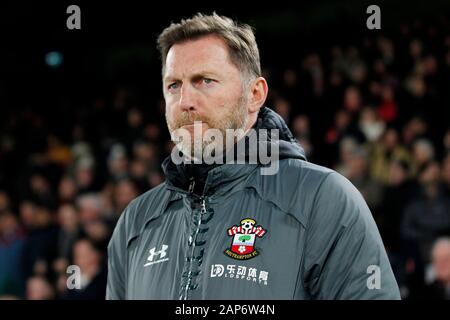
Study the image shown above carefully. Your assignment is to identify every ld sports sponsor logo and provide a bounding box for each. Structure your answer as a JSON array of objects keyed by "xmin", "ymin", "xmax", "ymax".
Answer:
[{"xmin": 210, "ymin": 264, "xmax": 269, "ymax": 286}]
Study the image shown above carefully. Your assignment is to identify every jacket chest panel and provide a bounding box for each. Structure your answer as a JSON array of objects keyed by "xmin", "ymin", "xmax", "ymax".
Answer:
[{"xmin": 126, "ymin": 193, "xmax": 307, "ymax": 299}]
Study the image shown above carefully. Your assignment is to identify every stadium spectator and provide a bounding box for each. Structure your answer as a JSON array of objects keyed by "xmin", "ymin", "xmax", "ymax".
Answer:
[
  {"xmin": 26, "ymin": 276, "xmax": 55, "ymax": 300},
  {"xmin": 0, "ymin": 211, "xmax": 26, "ymax": 298},
  {"xmin": 423, "ymin": 238, "xmax": 450, "ymax": 299},
  {"xmin": 401, "ymin": 161, "xmax": 450, "ymax": 272},
  {"xmin": 59, "ymin": 238, "xmax": 107, "ymax": 300}
]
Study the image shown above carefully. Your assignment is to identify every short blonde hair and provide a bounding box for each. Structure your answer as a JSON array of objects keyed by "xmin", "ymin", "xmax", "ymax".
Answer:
[{"xmin": 157, "ymin": 12, "xmax": 261, "ymax": 81}]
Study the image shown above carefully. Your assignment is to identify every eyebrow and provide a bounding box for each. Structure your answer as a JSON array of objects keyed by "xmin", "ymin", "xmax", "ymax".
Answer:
[{"xmin": 164, "ymin": 71, "xmax": 220, "ymax": 83}]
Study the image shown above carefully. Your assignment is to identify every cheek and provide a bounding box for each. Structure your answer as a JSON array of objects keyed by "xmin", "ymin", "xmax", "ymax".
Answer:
[
  {"xmin": 164, "ymin": 102, "xmax": 177, "ymax": 118},
  {"xmin": 214, "ymin": 91, "xmax": 240, "ymax": 111},
  {"xmin": 210, "ymin": 82, "xmax": 241, "ymax": 105}
]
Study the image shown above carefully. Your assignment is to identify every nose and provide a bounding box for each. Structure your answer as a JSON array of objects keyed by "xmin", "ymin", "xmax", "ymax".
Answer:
[{"xmin": 179, "ymin": 84, "xmax": 196, "ymax": 112}]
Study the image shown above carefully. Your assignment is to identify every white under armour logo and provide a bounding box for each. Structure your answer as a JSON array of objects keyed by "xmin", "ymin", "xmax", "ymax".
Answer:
[{"xmin": 144, "ymin": 244, "xmax": 169, "ymax": 267}]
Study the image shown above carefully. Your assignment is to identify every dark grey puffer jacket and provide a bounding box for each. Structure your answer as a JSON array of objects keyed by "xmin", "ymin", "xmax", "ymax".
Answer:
[{"xmin": 106, "ymin": 107, "xmax": 401, "ymax": 300}]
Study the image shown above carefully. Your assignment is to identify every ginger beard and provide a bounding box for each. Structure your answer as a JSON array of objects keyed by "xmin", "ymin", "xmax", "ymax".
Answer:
[{"xmin": 166, "ymin": 94, "xmax": 249, "ymax": 161}]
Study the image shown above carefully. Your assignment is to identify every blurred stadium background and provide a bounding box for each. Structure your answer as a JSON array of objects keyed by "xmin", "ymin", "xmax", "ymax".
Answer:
[{"xmin": 0, "ymin": 0, "xmax": 449, "ymax": 299}]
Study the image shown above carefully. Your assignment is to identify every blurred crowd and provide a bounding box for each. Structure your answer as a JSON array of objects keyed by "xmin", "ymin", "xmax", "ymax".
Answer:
[{"xmin": 1, "ymin": 18, "xmax": 450, "ymax": 299}]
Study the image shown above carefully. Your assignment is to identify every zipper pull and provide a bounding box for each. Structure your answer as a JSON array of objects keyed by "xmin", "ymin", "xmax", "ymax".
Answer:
[
  {"xmin": 188, "ymin": 177, "xmax": 195, "ymax": 194},
  {"xmin": 200, "ymin": 198, "xmax": 207, "ymax": 214}
]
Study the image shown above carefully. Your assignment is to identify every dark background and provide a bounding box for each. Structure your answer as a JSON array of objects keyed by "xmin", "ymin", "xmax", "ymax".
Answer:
[{"xmin": 0, "ymin": 0, "xmax": 449, "ymax": 300}]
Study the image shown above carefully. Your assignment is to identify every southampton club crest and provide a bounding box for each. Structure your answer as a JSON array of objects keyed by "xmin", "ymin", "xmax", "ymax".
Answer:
[{"xmin": 224, "ymin": 218, "xmax": 267, "ymax": 260}]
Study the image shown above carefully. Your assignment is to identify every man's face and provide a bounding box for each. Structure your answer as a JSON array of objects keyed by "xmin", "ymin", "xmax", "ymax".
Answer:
[
  {"xmin": 163, "ymin": 35, "xmax": 249, "ymax": 159},
  {"xmin": 432, "ymin": 243, "xmax": 450, "ymax": 283}
]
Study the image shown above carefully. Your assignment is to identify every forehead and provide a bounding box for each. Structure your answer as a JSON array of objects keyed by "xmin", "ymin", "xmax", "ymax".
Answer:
[
  {"xmin": 433, "ymin": 244, "xmax": 450, "ymax": 257},
  {"xmin": 164, "ymin": 35, "xmax": 239, "ymax": 79}
]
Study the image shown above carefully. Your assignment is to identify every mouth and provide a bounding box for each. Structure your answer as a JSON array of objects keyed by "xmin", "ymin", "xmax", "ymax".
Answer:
[{"xmin": 180, "ymin": 122, "xmax": 206, "ymax": 130}]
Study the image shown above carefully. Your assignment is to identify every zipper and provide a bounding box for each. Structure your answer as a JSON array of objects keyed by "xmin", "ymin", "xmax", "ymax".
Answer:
[
  {"xmin": 188, "ymin": 178, "xmax": 195, "ymax": 194},
  {"xmin": 182, "ymin": 195, "xmax": 207, "ymax": 300}
]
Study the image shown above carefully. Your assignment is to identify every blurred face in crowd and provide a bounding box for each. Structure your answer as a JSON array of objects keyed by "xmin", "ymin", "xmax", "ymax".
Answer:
[
  {"xmin": 359, "ymin": 107, "xmax": 384, "ymax": 142},
  {"xmin": 77, "ymin": 195, "xmax": 102, "ymax": 224},
  {"xmin": 58, "ymin": 176, "xmax": 77, "ymax": 202},
  {"xmin": 381, "ymin": 85, "xmax": 394, "ymax": 102},
  {"xmin": 335, "ymin": 110, "xmax": 351, "ymax": 131},
  {"xmin": 74, "ymin": 239, "xmax": 101, "ymax": 277},
  {"xmin": 26, "ymin": 277, "xmax": 55, "ymax": 300},
  {"xmin": 57, "ymin": 204, "xmax": 79, "ymax": 232},
  {"xmin": 443, "ymin": 130, "xmax": 450, "ymax": 150},
  {"xmin": 30, "ymin": 174, "xmax": 50, "ymax": 195},
  {"xmin": 442, "ymin": 155, "xmax": 450, "ymax": 185},
  {"xmin": 148, "ymin": 171, "xmax": 164, "ymax": 188},
  {"xmin": 339, "ymin": 137, "xmax": 358, "ymax": 164},
  {"xmin": 283, "ymin": 69, "xmax": 298, "ymax": 87},
  {"xmin": 127, "ymin": 108, "xmax": 143, "ymax": 128},
  {"xmin": 292, "ymin": 115, "xmax": 310, "ymax": 137},
  {"xmin": 114, "ymin": 180, "xmax": 138, "ymax": 212},
  {"xmin": 360, "ymin": 107, "xmax": 377, "ymax": 125},
  {"xmin": 84, "ymin": 220, "xmax": 109, "ymax": 243},
  {"xmin": 133, "ymin": 142, "xmax": 156, "ymax": 163},
  {"xmin": 19, "ymin": 201, "xmax": 36, "ymax": 228},
  {"xmin": 130, "ymin": 159, "xmax": 147, "ymax": 179},
  {"xmin": 273, "ymin": 97, "xmax": 291, "ymax": 122},
  {"xmin": 383, "ymin": 129, "xmax": 399, "ymax": 151},
  {"xmin": 163, "ymin": 35, "xmax": 267, "ymax": 158},
  {"xmin": 0, "ymin": 212, "xmax": 18, "ymax": 238},
  {"xmin": 419, "ymin": 161, "xmax": 441, "ymax": 186},
  {"xmin": 410, "ymin": 39, "xmax": 423, "ymax": 59},
  {"xmin": 413, "ymin": 140, "xmax": 435, "ymax": 166},
  {"xmin": 109, "ymin": 157, "xmax": 128, "ymax": 178},
  {"xmin": 432, "ymin": 240, "xmax": 450, "ymax": 284},
  {"xmin": 0, "ymin": 191, "xmax": 10, "ymax": 211},
  {"xmin": 343, "ymin": 86, "xmax": 361, "ymax": 112},
  {"xmin": 144, "ymin": 123, "xmax": 161, "ymax": 141},
  {"xmin": 34, "ymin": 207, "xmax": 52, "ymax": 227},
  {"xmin": 347, "ymin": 152, "xmax": 369, "ymax": 179},
  {"xmin": 388, "ymin": 161, "xmax": 408, "ymax": 186},
  {"xmin": 75, "ymin": 166, "xmax": 94, "ymax": 188}
]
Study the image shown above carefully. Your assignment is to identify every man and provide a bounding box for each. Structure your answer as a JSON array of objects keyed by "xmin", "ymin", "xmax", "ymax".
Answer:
[
  {"xmin": 424, "ymin": 238, "xmax": 450, "ymax": 299},
  {"xmin": 106, "ymin": 13, "xmax": 400, "ymax": 299},
  {"xmin": 62, "ymin": 238, "xmax": 107, "ymax": 300}
]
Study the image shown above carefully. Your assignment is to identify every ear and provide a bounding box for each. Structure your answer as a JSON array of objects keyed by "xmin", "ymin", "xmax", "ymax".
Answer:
[{"xmin": 247, "ymin": 77, "xmax": 268, "ymax": 114}]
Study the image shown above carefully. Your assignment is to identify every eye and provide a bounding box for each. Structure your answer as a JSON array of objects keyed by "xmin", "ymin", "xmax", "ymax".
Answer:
[
  {"xmin": 198, "ymin": 77, "xmax": 217, "ymax": 87},
  {"xmin": 167, "ymin": 82, "xmax": 180, "ymax": 91}
]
